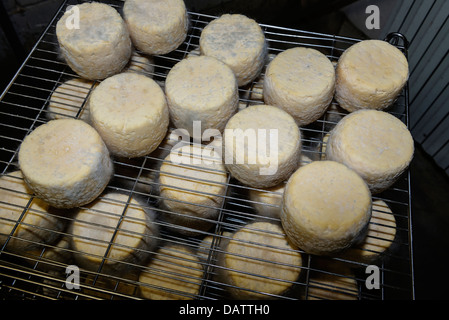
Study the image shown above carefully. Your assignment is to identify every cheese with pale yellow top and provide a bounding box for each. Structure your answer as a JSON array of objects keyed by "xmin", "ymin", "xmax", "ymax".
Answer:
[
  {"xmin": 18, "ymin": 119, "xmax": 113, "ymax": 209},
  {"xmin": 335, "ymin": 39, "xmax": 409, "ymax": 112},
  {"xmin": 264, "ymin": 47, "xmax": 335, "ymax": 126},
  {"xmin": 89, "ymin": 72, "xmax": 169, "ymax": 158}
]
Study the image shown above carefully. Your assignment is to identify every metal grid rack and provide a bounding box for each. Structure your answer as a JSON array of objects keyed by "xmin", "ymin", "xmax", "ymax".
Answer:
[{"xmin": 0, "ymin": 0, "xmax": 414, "ymax": 300}]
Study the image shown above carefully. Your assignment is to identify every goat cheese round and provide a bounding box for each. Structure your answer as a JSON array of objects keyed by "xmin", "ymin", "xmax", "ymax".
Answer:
[
  {"xmin": 218, "ymin": 221, "xmax": 303, "ymax": 299},
  {"xmin": 335, "ymin": 39, "xmax": 409, "ymax": 112},
  {"xmin": 159, "ymin": 144, "xmax": 227, "ymax": 236},
  {"xmin": 139, "ymin": 244, "xmax": 203, "ymax": 300},
  {"xmin": 56, "ymin": 2, "xmax": 132, "ymax": 80},
  {"xmin": 124, "ymin": 50, "xmax": 155, "ymax": 76},
  {"xmin": 0, "ymin": 171, "xmax": 65, "ymax": 253},
  {"xmin": 200, "ymin": 14, "xmax": 267, "ymax": 87},
  {"xmin": 47, "ymin": 78, "xmax": 95, "ymax": 122},
  {"xmin": 70, "ymin": 192, "xmax": 159, "ymax": 274},
  {"xmin": 89, "ymin": 72, "xmax": 169, "ymax": 158},
  {"xmin": 18, "ymin": 119, "xmax": 113, "ymax": 209},
  {"xmin": 165, "ymin": 55, "xmax": 239, "ymax": 137},
  {"xmin": 264, "ymin": 47, "xmax": 336, "ymax": 126},
  {"xmin": 123, "ymin": 0, "xmax": 188, "ymax": 55},
  {"xmin": 223, "ymin": 104, "xmax": 301, "ymax": 188},
  {"xmin": 325, "ymin": 109, "xmax": 414, "ymax": 194},
  {"xmin": 281, "ymin": 161, "xmax": 372, "ymax": 256}
]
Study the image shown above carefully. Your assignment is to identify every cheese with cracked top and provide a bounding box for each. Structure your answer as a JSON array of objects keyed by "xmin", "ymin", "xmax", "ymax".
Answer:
[
  {"xmin": 264, "ymin": 47, "xmax": 336, "ymax": 126},
  {"xmin": 165, "ymin": 55, "xmax": 239, "ymax": 137},
  {"xmin": 335, "ymin": 39, "xmax": 409, "ymax": 112},
  {"xmin": 159, "ymin": 144, "xmax": 227, "ymax": 236},
  {"xmin": 18, "ymin": 119, "xmax": 113, "ymax": 209},
  {"xmin": 223, "ymin": 104, "xmax": 301, "ymax": 188},
  {"xmin": 0, "ymin": 171, "xmax": 65, "ymax": 252},
  {"xmin": 218, "ymin": 221, "xmax": 303, "ymax": 299},
  {"xmin": 325, "ymin": 109, "xmax": 414, "ymax": 194},
  {"xmin": 47, "ymin": 78, "xmax": 95, "ymax": 122},
  {"xmin": 89, "ymin": 72, "xmax": 169, "ymax": 158},
  {"xmin": 56, "ymin": 2, "xmax": 132, "ymax": 80},
  {"xmin": 70, "ymin": 192, "xmax": 159, "ymax": 273},
  {"xmin": 123, "ymin": 0, "xmax": 188, "ymax": 55},
  {"xmin": 200, "ymin": 14, "xmax": 267, "ymax": 87},
  {"xmin": 139, "ymin": 244, "xmax": 203, "ymax": 300},
  {"xmin": 281, "ymin": 161, "xmax": 372, "ymax": 256}
]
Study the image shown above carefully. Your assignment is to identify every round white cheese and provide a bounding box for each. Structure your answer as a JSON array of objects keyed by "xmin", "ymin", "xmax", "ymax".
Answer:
[
  {"xmin": 200, "ymin": 14, "xmax": 267, "ymax": 87},
  {"xmin": 18, "ymin": 119, "xmax": 113, "ymax": 209},
  {"xmin": 263, "ymin": 47, "xmax": 336, "ymax": 126},
  {"xmin": 281, "ymin": 161, "xmax": 372, "ymax": 256},
  {"xmin": 165, "ymin": 55, "xmax": 239, "ymax": 137},
  {"xmin": 218, "ymin": 221, "xmax": 303, "ymax": 299},
  {"xmin": 159, "ymin": 144, "xmax": 227, "ymax": 236},
  {"xmin": 340, "ymin": 200, "xmax": 397, "ymax": 263},
  {"xmin": 0, "ymin": 171, "xmax": 65, "ymax": 253},
  {"xmin": 139, "ymin": 244, "xmax": 203, "ymax": 300},
  {"xmin": 88, "ymin": 72, "xmax": 169, "ymax": 158},
  {"xmin": 335, "ymin": 39, "xmax": 409, "ymax": 112},
  {"xmin": 325, "ymin": 109, "xmax": 414, "ymax": 194},
  {"xmin": 123, "ymin": 0, "xmax": 188, "ymax": 55},
  {"xmin": 223, "ymin": 104, "xmax": 301, "ymax": 188},
  {"xmin": 47, "ymin": 78, "xmax": 96, "ymax": 122},
  {"xmin": 70, "ymin": 192, "xmax": 159, "ymax": 274},
  {"xmin": 56, "ymin": 2, "xmax": 132, "ymax": 80},
  {"xmin": 249, "ymin": 155, "xmax": 312, "ymax": 219}
]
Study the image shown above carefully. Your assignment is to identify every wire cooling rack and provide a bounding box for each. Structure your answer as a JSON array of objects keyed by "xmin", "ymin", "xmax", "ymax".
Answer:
[{"xmin": 0, "ymin": 0, "xmax": 414, "ymax": 300}]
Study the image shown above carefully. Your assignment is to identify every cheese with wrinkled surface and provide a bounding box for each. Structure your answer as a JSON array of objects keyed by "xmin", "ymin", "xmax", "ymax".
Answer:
[
  {"xmin": 200, "ymin": 14, "xmax": 267, "ymax": 86},
  {"xmin": 335, "ymin": 39, "xmax": 409, "ymax": 112},
  {"xmin": 264, "ymin": 47, "xmax": 335, "ymax": 126},
  {"xmin": 281, "ymin": 161, "xmax": 372, "ymax": 256},
  {"xmin": 89, "ymin": 72, "xmax": 169, "ymax": 158},
  {"xmin": 325, "ymin": 109, "xmax": 414, "ymax": 194},
  {"xmin": 165, "ymin": 55, "xmax": 239, "ymax": 137},
  {"xmin": 123, "ymin": 0, "xmax": 188, "ymax": 55},
  {"xmin": 223, "ymin": 104, "xmax": 301, "ymax": 188},
  {"xmin": 56, "ymin": 2, "xmax": 132, "ymax": 80},
  {"xmin": 18, "ymin": 119, "xmax": 113, "ymax": 209}
]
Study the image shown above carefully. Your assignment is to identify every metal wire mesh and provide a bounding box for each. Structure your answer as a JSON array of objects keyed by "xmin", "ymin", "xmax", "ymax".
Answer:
[{"xmin": 0, "ymin": 0, "xmax": 414, "ymax": 300}]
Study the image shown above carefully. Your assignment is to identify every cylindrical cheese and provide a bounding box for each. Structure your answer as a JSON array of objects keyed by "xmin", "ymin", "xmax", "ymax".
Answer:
[
  {"xmin": 248, "ymin": 155, "xmax": 312, "ymax": 219},
  {"xmin": 335, "ymin": 39, "xmax": 409, "ymax": 112},
  {"xmin": 264, "ymin": 47, "xmax": 336, "ymax": 126},
  {"xmin": 123, "ymin": 0, "xmax": 188, "ymax": 55},
  {"xmin": 70, "ymin": 192, "xmax": 159, "ymax": 274},
  {"xmin": 325, "ymin": 109, "xmax": 414, "ymax": 194},
  {"xmin": 124, "ymin": 50, "xmax": 155, "ymax": 76},
  {"xmin": 88, "ymin": 72, "xmax": 169, "ymax": 158},
  {"xmin": 0, "ymin": 171, "xmax": 65, "ymax": 253},
  {"xmin": 159, "ymin": 144, "xmax": 227, "ymax": 236},
  {"xmin": 340, "ymin": 200, "xmax": 397, "ymax": 263},
  {"xmin": 47, "ymin": 78, "xmax": 96, "ymax": 122},
  {"xmin": 139, "ymin": 244, "xmax": 203, "ymax": 300},
  {"xmin": 200, "ymin": 14, "xmax": 267, "ymax": 87},
  {"xmin": 218, "ymin": 221, "xmax": 303, "ymax": 299},
  {"xmin": 56, "ymin": 2, "xmax": 132, "ymax": 80},
  {"xmin": 18, "ymin": 119, "xmax": 113, "ymax": 209},
  {"xmin": 223, "ymin": 104, "xmax": 301, "ymax": 188},
  {"xmin": 165, "ymin": 55, "xmax": 239, "ymax": 137},
  {"xmin": 281, "ymin": 161, "xmax": 372, "ymax": 256}
]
